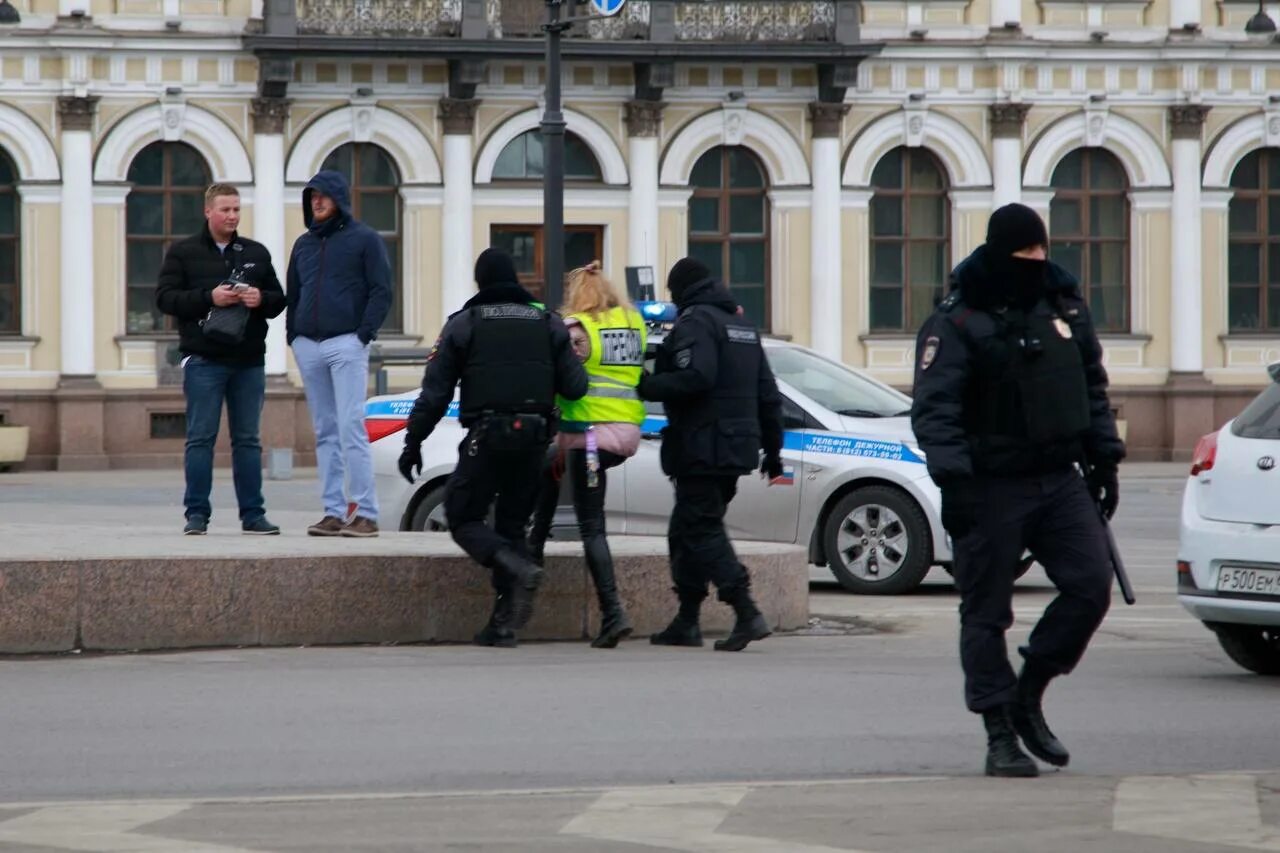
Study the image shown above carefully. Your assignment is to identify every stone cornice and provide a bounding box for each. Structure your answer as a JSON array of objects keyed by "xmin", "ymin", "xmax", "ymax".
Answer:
[
  {"xmin": 439, "ymin": 97, "xmax": 481, "ymax": 135},
  {"xmin": 809, "ymin": 101, "xmax": 851, "ymax": 138},
  {"xmin": 989, "ymin": 102, "xmax": 1031, "ymax": 139},
  {"xmin": 1169, "ymin": 104, "xmax": 1212, "ymax": 140},
  {"xmin": 624, "ymin": 99, "xmax": 665, "ymax": 138},
  {"xmin": 57, "ymin": 95, "xmax": 99, "ymax": 132},
  {"xmin": 250, "ymin": 97, "xmax": 292, "ymax": 135}
]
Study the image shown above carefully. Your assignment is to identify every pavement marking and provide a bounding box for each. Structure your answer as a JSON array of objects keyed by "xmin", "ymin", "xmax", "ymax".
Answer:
[
  {"xmin": 1114, "ymin": 774, "xmax": 1280, "ymax": 850},
  {"xmin": 0, "ymin": 803, "xmax": 268, "ymax": 853},
  {"xmin": 559, "ymin": 784, "xmax": 867, "ymax": 853}
]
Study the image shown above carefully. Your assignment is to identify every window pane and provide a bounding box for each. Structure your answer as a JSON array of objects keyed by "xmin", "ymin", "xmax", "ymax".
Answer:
[
  {"xmin": 126, "ymin": 285, "xmax": 162, "ymax": 334},
  {"xmin": 870, "ymin": 195, "xmax": 902, "ymax": 237},
  {"xmin": 1230, "ymin": 199, "xmax": 1259, "ymax": 235},
  {"xmin": 493, "ymin": 137, "xmax": 526, "ymax": 179},
  {"xmin": 1231, "ymin": 151, "xmax": 1261, "ymax": 190},
  {"xmin": 127, "ymin": 241, "xmax": 164, "ymax": 285},
  {"xmin": 1050, "ymin": 242, "xmax": 1083, "ymax": 280},
  {"xmin": 1090, "ymin": 283, "xmax": 1126, "ymax": 331},
  {"xmin": 908, "ymin": 194, "xmax": 945, "ymax": 238},
  {"xmin": 729, "ymin": 196, "xmax": 764, "ymax": 235},
  {"xmin": 169, "ymin": 144, "xmax": 208, "ymax": 187},
  {"xmin": 1050, "ymin": 197, "xmax": 1082, "ymax": 235},
  {"xmin": 1269, "ymin": 288, "xmax": 1280, "ymax": 330},
  {"xmin": 524, "ymin": 133, "xmax": 544, "ymax": 179},
  {"xmin": 126, "ymin": 194, "xmax": 163, "ymax": 235},
  {"xmin": 871, "ymin": 149, "xmax": 902, "ymax": 189},
  {"xmin": 728, "ymin": 148, "xmax": 764, "ymax": 188},
  {"xmin": 871, "ymin": 241, "xmax": 903, "ymax": 285},
  {"xmin": 565, "ymin": 230, "xmax": 598, "ymax": 271},
  {"xmin": 1268, "ymin": 196, "xmax": 1280, "ymax": 236},
  {"xmin": 869, "ymin": 285, "xmax": 902, "ymax": 331},
  {"xmin": 1229, "ymin": 242, "xmax": 1261, "ymax": 285},
  {"xmin": 688, "ymin": 240, "xmax": 723, "ymax": 281},
  {"xmin": 1090, "ymin": 195, "xmax": 1126, "ymax": 237},
  {"xmin": 729, "ymin": 241, "xmax": 765, "ymax": 284},
  {"xmin": 361, "ymin": 192, "xmax": 397, "ymax": 233},
  {"xmin": 0, "ymin": 195, "xmax": 14, "ymax": 235},
  {"xmin": 382, "ymin": 237, "xmax": 401, "ymax": 333},
  {"xmin": 565, "ymin": 135, "xmax": 601, "ymax": 180},
  {"xmin": 170, "ymin": 192, "xmax": 204, "ymax": 235},
  {"xmin": 908, "ymin": 241, "xmax": 946, "ymax": 288},
  {"xmin": 1229, "ymin": 286, "xmax": 1261, "ymax": 330},
  {"xmin": 689, "ymin": 197, "xmax": 719, "ymax": 233},
  {"xmin": 0, "ymin": 284, "xmax": 14, "ymax": 333},
  {"xmin": 733, "ymin": 283, "xmax": 766, "ymax": 327},
  {"xmin": 492, "ymin": 228, "xmax": 538, "ymax": 273},
  {"xmin": 690, "ymin": 150, "xmax": 721, "ymax": 188},
  {"xmin": 359, "ymin": 145, "xmax": 397, "ymax": 186},
  {"xmin": 1269, "ymin": 153, "xmax": 1280, "ymax": 190},
  {"xmin": 908, "ymin": 154, "xmax": 943, "ymax": 191},
  {"xmin": 0, "ymin": 241, "xmax": 14, "ymax": 284},
  {"xmin": 1271, "ymin": 243, "xmax": 1280, "ymax": 286},
  {"xmin": 1051, "ymin": 150, "xmax": 1084, "ymax": 189},
  {"xmin": 1090, "ymin": 152, "xmax": 1126, "ymax": 190},
  {"xmin": 321, "ymin": 144, "xmax": 354, "ymax": 178},
  {"xmin": 1090, "ymin": 241, "xmax": 1126, "ymax": 289},
  {"xmin": 0, "ymin": 154, "xmax": 13, "ymax": 184},
  {"xmin": 128, "ymin": 144, "xmax": 164, "ymax": 186},
  {"xmin": 908, "ymin": 284, "xmax": 940, "ymax": 330}
]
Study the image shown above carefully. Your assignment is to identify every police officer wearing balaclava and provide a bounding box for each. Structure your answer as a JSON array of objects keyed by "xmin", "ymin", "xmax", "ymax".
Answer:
[
  {"xmin": 399, "ymin": 248, "xmax": 587, "ymax": 645},
  {"xmin": 638, "ymin": 257, "xmax": 785, "ymax": 652},
  {"xmin": 911, "ymin": 203, "xmax": 1125, "ymax": 777}
]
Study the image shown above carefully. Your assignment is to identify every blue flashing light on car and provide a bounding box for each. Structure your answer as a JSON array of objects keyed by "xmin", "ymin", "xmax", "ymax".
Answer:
[{"xmin": 636, "ymin": 301, "xmax": 678, "ymax": 325}]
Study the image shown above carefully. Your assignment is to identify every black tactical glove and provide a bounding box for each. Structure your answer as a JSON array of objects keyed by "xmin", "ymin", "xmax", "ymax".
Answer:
[
  {"xmin": 939, "ymin": 479, "xmax": 978, "ymax": 539},
  {"xmin": 1087, "ymin": 464, "xmax": 1120, "ymax": 520},
  {"xmin": 761, "ymin": 453, "xmax": 784, "ymax": 481},
  {"xmin": 398, "ymin": 441, "xmax": 423, "ymax": 485}
]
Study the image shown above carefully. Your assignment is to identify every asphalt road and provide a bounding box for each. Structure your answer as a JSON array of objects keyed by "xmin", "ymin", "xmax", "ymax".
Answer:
[{"xmin": 0, "ymin": 467, "xmax": 1275, "ymax": 852}]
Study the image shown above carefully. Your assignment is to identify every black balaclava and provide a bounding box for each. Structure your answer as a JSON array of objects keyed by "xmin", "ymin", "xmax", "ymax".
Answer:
[
  {"xmin": 474, "ymin": 248, "xmax": 519, "ymax": 290},
  {"xmin": 666, "ymin": 257, "xmax": 711, "ymax": 306},
  {"xmin": 985, "ymin": 203, "xmax": 1049, "ymax": 311}
]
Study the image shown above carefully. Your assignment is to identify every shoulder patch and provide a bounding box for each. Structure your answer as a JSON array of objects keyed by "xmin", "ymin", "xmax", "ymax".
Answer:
[
  {"xmin": 675, "ymin": 348, "xmax": 693, "ymax": 369},
  {"xmin": 938, "ymin": 291, "xmax": 961, "ymax": 312},
  {"xmin": 920, "ymin": 335, "xmax": 941, "ymax": 371},
  {"xmin": 725, "ymin": 325, "xmax": 759, "ymax": 345},
  {"xmin": 478, "ymin": 304, "xmax": 542, "ymax": 321}
]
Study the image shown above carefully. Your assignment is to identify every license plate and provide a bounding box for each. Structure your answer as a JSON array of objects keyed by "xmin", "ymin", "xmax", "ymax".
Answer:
[{"xmin": 1217, "ymin": 566, "xmax": 1280, "ymax": 596}]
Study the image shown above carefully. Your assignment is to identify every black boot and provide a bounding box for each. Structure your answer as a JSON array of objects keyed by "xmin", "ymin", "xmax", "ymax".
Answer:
[
  {"xmin": 982, "ymin": 706, "xmax": 1040, "ymax": 778},
  {"xmin": 491, "ymin": 547, "xmax": 543, "ymax": 629},
  {"xmin": 651, "ymin": 590, "xmax": 705, "ymax": 647},
  {"xmin": 1011, "ymin": 659, "xmax": 1070, "ymax": 767},
  {"xmin": 473, "ymin": 588, "xmax": 517, "ymax": 648},
  {"xmin": 714, "ymin": 587, "xmax": 771, "ymax": 652},
  {"xmin": 584, "ymin": 535, "xmax": 632, "ymax": 649},
  {"xmin": 526, "ymin": 451, "xmax": 561, "ymax": 568}
]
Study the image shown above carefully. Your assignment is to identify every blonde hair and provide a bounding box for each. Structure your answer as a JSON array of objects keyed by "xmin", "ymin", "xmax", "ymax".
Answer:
[
  {"xmin": 562, "ymin": 260, "xmax": 634, "ymax": 319},
  {"xmin": 204, "ymin": 183, "xmax": 240, "ymax": 205}
]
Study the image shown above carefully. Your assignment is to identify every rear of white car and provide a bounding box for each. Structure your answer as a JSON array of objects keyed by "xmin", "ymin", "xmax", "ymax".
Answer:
[{"xmin": 1177, "ymin": 366, "xmax": 1280, "ymax": 674}]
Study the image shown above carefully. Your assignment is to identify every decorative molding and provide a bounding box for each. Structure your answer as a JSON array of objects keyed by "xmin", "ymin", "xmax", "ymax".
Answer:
[
  {"xmin": 1023, "ymin": 110, "xmax": 1171, "ymax": 189},
  {"xmin": 92, "ymin": 185, "xmax": 131, "ymax": 205},
  {"xmin": 439, "ymin": 97, "xmax": 481, "ymax": 135},
  {"xmin": 843, "ymin": 108, "xmax": 992, "ymax": 188},
  {"xmin": 475, "ymin": 107, "xmax": 628, "ymax": 185},
  {"xmin": 660, "ymin": 106, "xmax": 810, "ymax": 187},
  {"xmin": 15, "ymin": 184, "xmax": 61, "ymax": 204},
  {"xmin": 624, "ymin": 99, "xmax": 666, "ymax": 138},
  {"xmin": 285, "ymin": 105, "xmax": 441, "ymax": 184},
  {"xmin": 767, "ymin": 187, "xmax": 813, "ymax": 209},
  {"xmin": 989, "ymin": 102, "xmax": 1031, "ymax": 139},
  {"xmin": 1203, "ymin": 113, "xmax": 1275, "ymax": 189},
  {"xmin": 1200, "ymin": 189, "xmax": 1235, "ymax": 211},
  {"xmin": 1128, "ymin": 189, "xmax": 1174, "ymax": 211},
  {"xmin": 808, "ymin": 101, "xmax": 851, "ymax": 139},
  {"xmin": 94, "ymin": 104, "xmax": 253, "ymax": 184},
  {"xmin": 722, "ymin": 100, "xmax": 749, "ymax": 146},
  {"xmin": 840, "ymin": 189, "xmax": 875, "ymax": 209},
  {"xmin": 950, "ymin": 188, "xmax": 995, "ymax": 210},
  {"xmin": 472, "ymin": 187, "xmax": 631, "ymax": 209},
  {"xmin": 1084, "ymin": 103, "xmax": 1109, "ymax": 148},
  {"xmin": 160, "ymin": 96, "xmax": 186, "ymax": 143},
  {"xmin": 251, "ymin": 97, "xmax": 292, "ymax": 135},
  {"xmin": 657, "ymin": 187, "xmax": 693, "ymax": 207},
  {"xmin": 1169, "ymin": 104, "xmax": 1211, "ymax": 141},
  {"xmin": 57, "ymin": 95, "xmax": 99, "ymax": 132},
  {"xmin": 0, "ymin": 104, "xmax": 60, "ymax": 182},
  {"xmin": 399, "ymin": 185, "xmax": 446, "ymax": 206}
]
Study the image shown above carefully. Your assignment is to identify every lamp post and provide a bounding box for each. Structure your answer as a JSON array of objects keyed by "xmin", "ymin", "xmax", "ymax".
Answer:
[{"xmin": 1245, "ymin": 0, "xmax": 1277, "ymax": 39}]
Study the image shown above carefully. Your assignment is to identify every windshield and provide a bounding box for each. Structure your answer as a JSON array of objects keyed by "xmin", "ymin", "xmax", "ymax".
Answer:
[
  {"xmin": 767, "ymin": 346, "xmax": 912, "ymax": 418},
  {"xmin": 1232, "ymin": 381, "xmax": 1280, "ymax": 439}
]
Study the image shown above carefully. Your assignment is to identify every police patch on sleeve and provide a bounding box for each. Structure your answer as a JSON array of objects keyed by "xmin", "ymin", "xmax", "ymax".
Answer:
[
  {"xmin": 920, "ymin": 335, "xmax": 940, "ymax": 370},
  {"xmin": 675, "ymin": 348, "xmax": 693, "ymax": 369}
]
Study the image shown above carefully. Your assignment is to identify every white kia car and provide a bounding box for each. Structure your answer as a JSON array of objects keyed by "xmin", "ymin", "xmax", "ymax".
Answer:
[
  {"xmin": 365, "ymin": 309, "xmax": 952, "ymax": 595},
  {"xmin": 1177, "ymin": 362, "xmax": 1280, "ymax": 675}
]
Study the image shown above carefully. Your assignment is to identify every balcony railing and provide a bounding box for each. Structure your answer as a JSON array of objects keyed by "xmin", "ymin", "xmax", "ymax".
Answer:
[
  {"xmin": 675, "ymin": 0, "xmax": 835, "ymax": 40},
  {"xmin": 297, "ymin": 0, "xmax": 463, "ymax": 37}
]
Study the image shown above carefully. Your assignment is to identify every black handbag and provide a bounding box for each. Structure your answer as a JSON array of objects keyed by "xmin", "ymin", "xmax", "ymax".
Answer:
[{"xmin": 200, "ymin": 265, "xmax": 251, "ymax": 346}]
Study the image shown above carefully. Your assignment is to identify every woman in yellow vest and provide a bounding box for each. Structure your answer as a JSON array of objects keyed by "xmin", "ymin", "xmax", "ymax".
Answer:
[{"xmin": 528, "ymin": 261, "xmax": 647, "ymax": 648}]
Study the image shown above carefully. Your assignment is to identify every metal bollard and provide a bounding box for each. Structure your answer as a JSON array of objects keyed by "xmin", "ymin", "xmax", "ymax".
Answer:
[{"xmin": 266, "ymin": 447, "xmax": 293, "ymax": 480}]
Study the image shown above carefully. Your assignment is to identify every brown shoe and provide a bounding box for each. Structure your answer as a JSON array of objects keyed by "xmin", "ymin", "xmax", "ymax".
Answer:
[
  {"xmin": 307, "ymin": 516, "xmax": 345, "ymax": 537},
  {"xmin": 341, "ymin": 516, "xmax": 379, "ymax": 538}
]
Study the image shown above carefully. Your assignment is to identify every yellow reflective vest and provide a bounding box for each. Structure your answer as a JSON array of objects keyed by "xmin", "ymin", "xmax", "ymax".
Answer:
[{"xmin": 558, "ymin": 306, "xmax": 647, "ymax": 429}]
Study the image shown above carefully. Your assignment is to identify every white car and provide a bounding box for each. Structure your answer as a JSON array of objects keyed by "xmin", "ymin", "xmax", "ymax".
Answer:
[
  {"xmin": 1177, "ymin": 362, "xmax": 1280, "ymax": 675},
  {"xmin": 365, "ymin": 323, "xmax": 952, "ymax": 595}
]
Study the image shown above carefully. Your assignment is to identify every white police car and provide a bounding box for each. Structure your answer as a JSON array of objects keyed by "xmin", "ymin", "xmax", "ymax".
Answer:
[{"xmin": 365, "ymin": 303, "xmax": 951, "ymax": 595}]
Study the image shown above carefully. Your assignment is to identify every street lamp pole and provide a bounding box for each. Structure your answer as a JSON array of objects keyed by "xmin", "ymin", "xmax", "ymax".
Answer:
[{"xmin": 541, "ymin": 0, "xmax": 569, "ymax": 310}]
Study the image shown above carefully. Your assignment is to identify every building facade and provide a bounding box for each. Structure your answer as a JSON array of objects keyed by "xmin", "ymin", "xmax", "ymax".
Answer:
[{"xmin": 0, "ymin": 0, "xmax": 1277, "ymax": 468}]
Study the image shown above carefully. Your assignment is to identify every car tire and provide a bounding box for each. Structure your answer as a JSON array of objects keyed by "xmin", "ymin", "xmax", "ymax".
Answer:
[
  {"xmin": 409, "ymin": 484, "xmax": 449, "ymax": 532},
  {"xmin": 1211, "ymin": 624, "xmax": 1280, "ymax": 675},
  {"xmin": 822, "ymin": 486, "xmax": 931, "ymax": 595}
]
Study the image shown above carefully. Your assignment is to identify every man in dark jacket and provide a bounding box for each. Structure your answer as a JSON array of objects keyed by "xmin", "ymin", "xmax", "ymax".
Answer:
[
  {"xmin": 397, "ymin": 248, "xmax": 588, "ymax": 645},
  {"xmin": 156, "ymin": 183, "xmax": 286, "ymax": 536},
  {"xmin": 287, "ymin": 170, "xmax": 392, "ymax": 538},
  {"xmin": 911, "ymin": 203, "xmax": 1126, "ymax": 778},
  {"xmin": 638, "ymin": 257, "xmax": 785, "ymax": 653}
]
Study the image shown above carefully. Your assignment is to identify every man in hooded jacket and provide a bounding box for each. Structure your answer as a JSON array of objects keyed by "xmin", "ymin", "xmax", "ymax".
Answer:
[
  {"xmin": 287, "ymin": 170, "xmax": 393, "ymax": 538},
  {"xmin": 397, "ymin": 248, "xmax": 588, "ymax": 644},
  {"xmin": 638, "ymin": 258, "xmax": 785, "ymax": 653},
  {"xmin": 911, "ymin": 203, "xmax": 1126, "ymax": 778}
]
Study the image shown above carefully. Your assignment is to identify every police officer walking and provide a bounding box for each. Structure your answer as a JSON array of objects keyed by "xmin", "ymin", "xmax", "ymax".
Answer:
[
  {"xmin": 639, "ymin": 258, "xmax": 785, "ymax": 652},
  {"xmin": 399, "ymin": 248, "xmax": 588, "ymax": 645},
  {"xmin": 911, "ymin": 204, "xmax": 1125, "ymax": 777}
]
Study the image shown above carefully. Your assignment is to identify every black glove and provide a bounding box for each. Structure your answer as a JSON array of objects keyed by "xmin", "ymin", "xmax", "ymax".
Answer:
[
  {"xmin": 939, "ymin": 479, "xmax": 978, "ymax": 539},
  {"xmin": 636, "ymin": 372, "xmax": 655, "ymax": 401},
  {"xmin": 1087, "ymin": 464, "xmax": 1120, "ymax": 520},
  {"xmin": 761, "ymin": 453, "xmax": 784, "ymax": 481},
  {"xmin": 398, "ymin": 442, "xmax": 423, "ymax": 485}
]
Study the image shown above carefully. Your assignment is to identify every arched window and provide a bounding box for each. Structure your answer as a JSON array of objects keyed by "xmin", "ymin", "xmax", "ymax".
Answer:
[
  {"xmin": 1049, "ymin": 148, "xmax": 1129, "ymax": 332},
  {"xmin": 126, "ymin": 141, "xmax": 210, "ymax": 334},
  {"xmin": 0, "ymin": 149, "xmax": 18, "ymax": 335},
  {"xmin": 869, "ymin": 147, "xmax": 950, "ymax": 332},
  {"xmin": 492, "ymin": 130, "xmax": 601, "ymax": 181},
  {"xmin": 321, "ymin": 143, "xmax": 403, "ymax": 333},
  {"xmin": 687, "ymin": 146, "xmax": 770, "ymax": 328},
  {"xmin": 1227, "ymin": 149, "xmax": 1280, "ymax": 331}
]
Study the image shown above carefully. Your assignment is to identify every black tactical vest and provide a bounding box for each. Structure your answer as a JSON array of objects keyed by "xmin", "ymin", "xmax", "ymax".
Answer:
[{"xmin": 460, "ymin": 303, "xmax": 555, "ymax": 420}]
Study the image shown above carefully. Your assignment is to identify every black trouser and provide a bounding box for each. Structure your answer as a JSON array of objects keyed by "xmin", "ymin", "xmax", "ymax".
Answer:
[
  {"xmin": 668, "ymin": 474, "xmax": 751, "ymax": 605},
  {"xmin": 529, "ymin": 447, "xmax": 626, "ymax": 549},
  {"xmin": 951, "ymin": 468, "xmax": 1112, "ymax": 713},
  {"xmin": 444, "ymin": 433, "xmax": 546, "ymax": 569}
]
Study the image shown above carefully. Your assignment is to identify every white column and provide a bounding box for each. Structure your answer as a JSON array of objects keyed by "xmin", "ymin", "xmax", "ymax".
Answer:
[
  {"xmin": 252, "ymin": 98, "xmax": 289, "ymax": 376},
  {"xmin": 441, "ymin": 134, "xmax": 475, "ymax": 317},
  {"xmin": 989, "ymin": 104, "xmax": 1028, "ymax": 209},
  {"xmin": 1170, "ymin": 106, "xmax": 1209, "ymax": 374},
  {"xmin": 625, "ymin": 101, "xmax": 664, "ymax": 275},
  {"xmin": 808, "ymin": 103, "xmax": 848, "ymax": 361},
  {"xmin": 57, "ymin": 97, "xmax": 97, "ymax": 378},
  {"xmin": 990, "ymin": 0, "xmax": 1021, "ymax": 28},
  {"xmin": 1170, "ymin": 0, "xmax": 1201, "ymax": 29}
]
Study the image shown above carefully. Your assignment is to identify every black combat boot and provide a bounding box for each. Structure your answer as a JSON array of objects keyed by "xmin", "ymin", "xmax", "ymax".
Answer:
[
  {"xmin": 982, "ymin": 705, "xmax": 1040, "ymax": 778},
  {"xmin": 1011, "ymin": 659, "xmax": 1070, "ymax": 767},
  {"xmin": 584, "ymin": 535, "xmax": 632, "ymax": 649},
  {"xmin": 650, "ymin": 590, "xmax": 705, "ymax": 647},
  {"xmin": 714, "ymin": 587, "xmax": 772, "ymax": 652},
  {"xmin": 491, "ymin": 547, "xmax": 544, "ymax": 629},
  {"xmin": 473, "ymin": 588, "xmax": 517, "ymax": 648}
]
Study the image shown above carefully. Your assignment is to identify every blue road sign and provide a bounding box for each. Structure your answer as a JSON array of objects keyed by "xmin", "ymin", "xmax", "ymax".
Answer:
[{"xmin": 590, "ymin": 0, "xmax": 626, "ymax": 16}]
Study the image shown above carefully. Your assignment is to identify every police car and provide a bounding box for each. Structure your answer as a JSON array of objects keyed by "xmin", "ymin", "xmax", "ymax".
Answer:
[{"xmin": 365, "ymin": 303, "xmax": 951, "ymax": 595}]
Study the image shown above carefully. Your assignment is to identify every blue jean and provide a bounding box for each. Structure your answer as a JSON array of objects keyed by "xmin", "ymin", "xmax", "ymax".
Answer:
[
  {"xmin": 182, "ymin": 356, "xmax": 267, "ymax": 523},
  {"xmin": 292, "ymin": 333, "xmax": 378, "ymax": 521}
]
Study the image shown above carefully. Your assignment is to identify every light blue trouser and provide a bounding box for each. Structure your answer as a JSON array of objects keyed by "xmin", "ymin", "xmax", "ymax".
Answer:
[{"xmin": 292, "ymin": 333, "xmax": 378, "ymax": 522}]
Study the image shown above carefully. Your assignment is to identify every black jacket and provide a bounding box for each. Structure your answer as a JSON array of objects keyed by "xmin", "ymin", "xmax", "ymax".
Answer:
[
  {"xmin": 155, "ymin": 226, "xmax": 286, "ymax": 366},
  {"xmin": 638, "ymin": 278, "xmax": 784, "ymax": 476},
  {"xmin": 910, "ymin": 245, "xmax": 1125, "ymax": 483},
  {"xmin": 405, "ymin": 283, "xmax": 589, "ymax": 444}
]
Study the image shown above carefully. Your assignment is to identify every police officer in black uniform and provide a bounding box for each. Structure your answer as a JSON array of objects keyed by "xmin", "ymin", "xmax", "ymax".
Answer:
[
  {"xmin": 399, "ymin": 248, "xmax": 588, "ymax": 646},
  {"xmin": 638, "ymin": 257, "xmax": 785, "ymax": 653},
  {"xmin": 911, "ymin": 204, "xmax": 1125, "ymax": 777}
]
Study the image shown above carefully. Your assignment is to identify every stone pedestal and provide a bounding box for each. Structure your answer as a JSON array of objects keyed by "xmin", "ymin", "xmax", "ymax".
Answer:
[
  {"xmin": 54, "ymin": 378, "xmax": 108, "ymax": 471},
  {"xmin": 1165, "ymin": 372, "xmax": 1219, "ymax": 461}
]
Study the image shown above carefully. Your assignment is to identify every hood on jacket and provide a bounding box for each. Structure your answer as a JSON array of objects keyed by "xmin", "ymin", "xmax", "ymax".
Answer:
[
  {"xmin": 302, "ymin": 170, "xmax": 353, "ymax": 229},
  {"xmin": 673, "ymin": 276, "xmax": 740, "ymax": 315},
  {"xmin": 462, "ymin": 281, "xmax": 541, "ymax": 310},
  {"xmin": 948, "ymin": 244, "xmax": 1078, "ymax": 312}
]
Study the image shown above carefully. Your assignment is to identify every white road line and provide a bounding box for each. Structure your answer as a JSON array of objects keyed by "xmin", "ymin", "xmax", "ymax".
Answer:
[
  {"xmin": 0, "ymin": 803, "xmax": 268, "ymax": 853},
  {"xmin": 1114, "ymin": 774, "xmax": 1280, "ymax": 850}
]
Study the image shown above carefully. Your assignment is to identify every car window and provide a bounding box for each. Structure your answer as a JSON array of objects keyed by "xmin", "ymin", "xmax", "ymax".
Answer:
[
  {"xmin": 766, "ymin": 347, "xmax": 911, "ymax": 418},
  {"xmin": 1232, "ymin": 382, "xmax": 1280, "ymax": 439}
]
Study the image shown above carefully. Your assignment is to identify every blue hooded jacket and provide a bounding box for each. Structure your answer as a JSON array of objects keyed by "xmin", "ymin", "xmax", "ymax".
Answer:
[{"xmin": 285, "ymin": 170, "xmax": 392, "ymax": 345}]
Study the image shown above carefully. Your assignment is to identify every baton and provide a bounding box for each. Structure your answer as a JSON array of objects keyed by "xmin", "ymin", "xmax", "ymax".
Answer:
[{"xmin": 1081, "ymin": 461, "xmax": 1136, "ymax": 606}]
